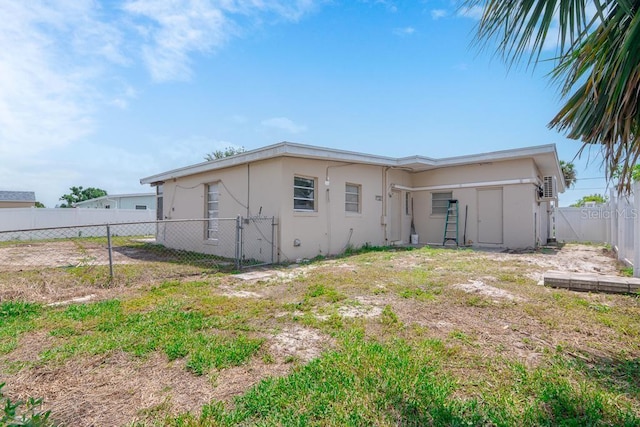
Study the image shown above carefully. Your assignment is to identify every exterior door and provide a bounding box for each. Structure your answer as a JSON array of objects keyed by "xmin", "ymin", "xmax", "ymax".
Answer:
[
  {"xmin": 389, "ymin": 190, "xmax": 402, "ymax": 242},
  {"xmin": 477, "ymin": 188, "xmax": 503, "ymax": 244}
]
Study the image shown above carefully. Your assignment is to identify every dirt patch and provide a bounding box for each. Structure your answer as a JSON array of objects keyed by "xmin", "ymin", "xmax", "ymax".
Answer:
[
  {"xmin": 488, "ymin": 244, "xmax": 619, "ymax": 282},
  {"xmin": 452, "ymin": 280, "xmax": 522, "ymax": 301},
  {"xmin": 338, "ymin": 296, "xmax": 385, "ymax": 318},
  {"xmin": 270, "ymin": 325, "xmax": 333, "ymax": 363},
  {"xmin": 0, "ymin": 240, "xmax": 159, "ymax": 270}
]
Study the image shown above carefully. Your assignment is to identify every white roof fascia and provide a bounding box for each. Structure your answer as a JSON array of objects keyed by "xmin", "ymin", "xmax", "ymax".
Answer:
[
  {"xmin": 140, "ymin": 142, "xmax": 400, "ymax": 184},
  {"xmin": 140, "ymin": 142, "xmax": 564, "ymax": 192},
  {"xmin": 399, "ymin": 144, "xmax": 557, "ymax": 168}
]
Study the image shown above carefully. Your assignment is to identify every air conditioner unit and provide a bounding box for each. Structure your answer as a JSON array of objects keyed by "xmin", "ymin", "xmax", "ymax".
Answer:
[{"xmin": 541, "ymin": 176, "xmax": 556, "ymax": 199}]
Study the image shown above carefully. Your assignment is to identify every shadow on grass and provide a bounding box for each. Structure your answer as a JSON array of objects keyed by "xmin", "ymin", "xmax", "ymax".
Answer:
[
  {"xmin": 570, "ymin": 353, "xmax": 640, "ymax": 398},
  {"xmin": 113, "ymin": 242, "xmax": 236, "ymax": 271}
]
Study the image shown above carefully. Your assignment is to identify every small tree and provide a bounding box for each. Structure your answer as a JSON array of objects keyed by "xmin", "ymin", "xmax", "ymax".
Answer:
[
  {"xmin": 570, "ymin": 194, "xmax": 608, "ymax": 207},
  {"xmin": 204, "ymin": 146, "xmax": 245, "ymax": 161},
  {"xmin": 560, "ymin": 161, "xmax": 577, "ymax": 188},
  {"xmin": 59, "ymin": 186, "xmax": 107, "ymax": 208},
  {"xmin": 34, "ymin": 201, "xmax": 45, "ymax": 208}
]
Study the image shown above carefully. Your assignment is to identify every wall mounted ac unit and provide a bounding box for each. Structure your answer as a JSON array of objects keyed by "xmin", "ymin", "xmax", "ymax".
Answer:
[{"xmin": 541, "ymin": 176, "xmax": 556, "ymax": 199}]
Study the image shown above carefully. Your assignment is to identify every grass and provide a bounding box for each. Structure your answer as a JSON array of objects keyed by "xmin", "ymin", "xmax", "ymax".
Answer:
[
  {"xmin": 1, "ymin": 243, "xmax": 640, "ymax": 426},
  {"xmin": 1, "ymin": 284, "xmax": 268, "ymax": 381},
  {"xmin": 156, "ymin": 333, "xmax": 639, "ymax": 426}
]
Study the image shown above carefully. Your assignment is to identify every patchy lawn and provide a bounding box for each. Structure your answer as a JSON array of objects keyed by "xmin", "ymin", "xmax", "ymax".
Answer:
[{"xmin": 1, "ymin": 244, "xmax": 639, "ymax": 426}]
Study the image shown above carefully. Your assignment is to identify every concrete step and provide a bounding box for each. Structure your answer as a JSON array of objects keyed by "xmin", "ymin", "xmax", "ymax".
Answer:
[{"xmin": 544, "ymin": 270, "xmax": 640, "ymax": 294}]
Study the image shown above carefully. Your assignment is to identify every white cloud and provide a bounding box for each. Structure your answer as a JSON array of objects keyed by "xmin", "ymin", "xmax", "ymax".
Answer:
[
  {"xmin": 393, "ymin": 26, "xmax": 416, "ymax": 36},
  {"xmin": 0, "ymin": 1, "xmax": 114, "ymax": 157},
  {"xmin": 0, "ymin": 1, "xmax": 323, "ymax": 161},
  {"xmin": 457, "ymin": 5, "xmax": 484, "ymax": 20},
  {"xmin": 123, "ymin": 0, "xmax": 232, "ymax": 82},
  {"xmin": 431, "ymin": 9, "xmax": 447, "ymax": 20},
  {"xmin": 261, "ymin": 117, "xmax": 307, "ymax": 134},
  {"xmin": 123, "ymin": 0, "xmax": 323, "ymax": 82}
]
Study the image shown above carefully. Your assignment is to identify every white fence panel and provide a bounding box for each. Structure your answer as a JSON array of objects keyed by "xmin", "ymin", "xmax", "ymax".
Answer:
[
  {"xmin": 556, "ymin": 184, "xmax": 638, "ymax": 277},
  {"xmin": 0, "ymin": 208, "xmax": 157, "ymax": 232},
  {"xmin": 555, "ymin": 207, "xmax": 610, "ymax": 243}
]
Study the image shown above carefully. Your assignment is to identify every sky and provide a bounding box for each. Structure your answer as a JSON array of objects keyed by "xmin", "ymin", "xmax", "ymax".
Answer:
[{"xmin": 0, "ymin": 0, "xmax": 613, "ymax": 208}]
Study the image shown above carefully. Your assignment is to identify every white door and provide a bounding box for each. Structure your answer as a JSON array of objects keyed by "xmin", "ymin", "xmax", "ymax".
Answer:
[
  {"xmin": 389, "ymin": 190, "xmax": 402, "ymax": 242},
  {"xmin": 477, "ymin": 188, "xmax": 503, "ymax": 244}
]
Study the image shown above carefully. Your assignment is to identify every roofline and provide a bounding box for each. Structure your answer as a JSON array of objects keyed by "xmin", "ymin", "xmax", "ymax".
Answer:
[{"xmin": 140, "ymin": 141, "xmax": 563, "ymax": 187}]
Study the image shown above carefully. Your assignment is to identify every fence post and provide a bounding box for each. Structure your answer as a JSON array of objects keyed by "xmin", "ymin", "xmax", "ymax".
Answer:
[
  {"xmin": 634, "ymin": 182, "xmax": 639, "ymax": 278},
  {"xmin": 609, "ymin": 188, "xmax": 616, "ymax": 247},
  {"xmin": 235, "ymin": 216, "xmax": 242, "ymax": 270},
  {"xmin": 106, "ymin": 224, "xmax": 114, "ymax": 279}
]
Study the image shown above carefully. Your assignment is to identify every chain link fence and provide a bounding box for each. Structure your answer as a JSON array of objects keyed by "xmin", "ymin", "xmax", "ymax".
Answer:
[{"xmin": 0, "ymin": 217, "xmax": 277, "ymax": 288}]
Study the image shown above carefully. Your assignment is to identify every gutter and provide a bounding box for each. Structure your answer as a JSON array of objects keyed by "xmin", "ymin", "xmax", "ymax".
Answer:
[{"xmin": 391, "ymin": 178, "xmax": 538, "ymax": 192}]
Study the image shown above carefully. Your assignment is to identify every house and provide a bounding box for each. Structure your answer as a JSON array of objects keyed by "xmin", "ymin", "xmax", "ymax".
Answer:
[
  {"xmin": 0, "ymin": 191, "xmax": 36, "ymax": 208},
  {"xmin": 140, "ymin": 142, "xmax": 565, "ymax": 262},
  {"xmin": 73, "ymin": 193, "xmax": 156, "ymax": 210}
]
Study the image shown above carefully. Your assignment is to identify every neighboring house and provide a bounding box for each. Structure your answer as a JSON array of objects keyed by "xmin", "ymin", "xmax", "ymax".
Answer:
[
  {"xmin": 140, "ymin": 142, "xmax": 565, "ymax": 262},
  {"xmin": 73, "ymin": 193, "xmax": 156, "ymax": 210},
  {"xmin": 0, "ymin": 191, "xmax": 36, "ymax": 208}
]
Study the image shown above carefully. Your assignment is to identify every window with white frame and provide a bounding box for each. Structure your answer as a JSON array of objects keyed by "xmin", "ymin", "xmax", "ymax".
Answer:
[
  {"xmin": 431, "ymin": 192, "xmax": 452, "ymax": 215},
  {"xmin": 345, "ymin": 183, "xmax": 361, "ymax": 213},
  {"xmin": 405, "ymin": 192, "xmax": 411, "ymax": 215},
  {"xmin": 294, "ymin": 176, "xmax": 315, "ymax": 211},
  {"xmin": 156, "ymin": 184, "xmax": 164, "ymax": 220},
  {"xmin": 135, "ymin": 205, "xmax": 147, "ymax": 210},
  {"xmin": 206, "ymin": 183, "xmax": 219, "ymax": 241}
]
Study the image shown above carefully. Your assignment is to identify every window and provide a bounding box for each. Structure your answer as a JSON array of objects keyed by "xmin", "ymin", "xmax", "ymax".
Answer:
[
  {"xmin": 135, "ymin": 205, "xmax": 147, "ymax": 210},
  {"xmin": 431, "ymin": 192, "xmax": 452, "ymax": 215},
  {"xmin": 345, "ymin": 183, "xmax": 361, "ymax": 213},
  {"xmin": 156, "ymin": 184, "xmax": 164, "ymax": 221},
  {"xmin": 405, "ymin": 192, "xmax": 411, "ymax": 215},
  {"xmin": 206, "ymin": 183, "xmax": 219, "ymax": 241},
  {"xmin": 294, "ymin": 176, "xmax": 315, "ymax": 211}
]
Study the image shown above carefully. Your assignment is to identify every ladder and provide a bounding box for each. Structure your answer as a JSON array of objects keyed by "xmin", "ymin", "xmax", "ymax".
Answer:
[{"xmin": 442, "ymin": 199, "xmax": 459, "ymax": 246}]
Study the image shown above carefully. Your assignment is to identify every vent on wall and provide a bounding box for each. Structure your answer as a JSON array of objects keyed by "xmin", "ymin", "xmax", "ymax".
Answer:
[{"xmin": 541, "ymin": 176, "xmax": 556, "ymax": 199}]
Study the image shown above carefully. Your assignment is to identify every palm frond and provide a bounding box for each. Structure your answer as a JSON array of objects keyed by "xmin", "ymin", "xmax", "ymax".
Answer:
[{"xmin": 466, "ymin": 0, "xmax": 640, "ymax": 193}]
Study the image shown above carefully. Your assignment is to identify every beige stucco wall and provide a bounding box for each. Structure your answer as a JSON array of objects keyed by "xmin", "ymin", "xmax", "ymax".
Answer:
[
  {"xmin": 158, "ymin": 157, "xmax": 390, "ymax": 261},
  {"xmin": 154, "ymin": 154, "xmax": 555, "ymax": 260},
  {"xmin": 156, "ymin": 158, "xmax": 283, "ymax": 261},
  {"xmin": 278, "ymin": 158, "xmax": 386, "ymax": 261},
  {"xmin": 404, "ymin": 158, "xmax": 541, "ymax": 248}
]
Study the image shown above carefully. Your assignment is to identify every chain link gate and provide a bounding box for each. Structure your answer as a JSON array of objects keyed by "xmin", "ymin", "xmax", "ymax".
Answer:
[{"xmin": 235, "ymin": 216, "xmax": 277, "ymax": 269}]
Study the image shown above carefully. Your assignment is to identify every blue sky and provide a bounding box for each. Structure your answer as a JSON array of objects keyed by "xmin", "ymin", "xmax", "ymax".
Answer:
[{"xmin": 1, "ymin": 0, "xmax": 610, "ymax": 208}]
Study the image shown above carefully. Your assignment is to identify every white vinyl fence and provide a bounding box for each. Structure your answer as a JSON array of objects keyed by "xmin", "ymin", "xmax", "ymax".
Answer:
[
  {"xmin": 555, "ymin": 207, "xmax": 611, "ymax": 244},
  {"xmin": 555, "ymin": 181, "xmax": 639, "ymax": 277},
  {"xmin": 0, "ymin": 208, "xmax": 156, "ymax": 232}
]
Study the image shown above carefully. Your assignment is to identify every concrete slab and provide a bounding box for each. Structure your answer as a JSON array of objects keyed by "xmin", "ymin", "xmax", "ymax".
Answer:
[{"xmin": 544, "ymin": 271, "xmax": 640, "ymax": 295}]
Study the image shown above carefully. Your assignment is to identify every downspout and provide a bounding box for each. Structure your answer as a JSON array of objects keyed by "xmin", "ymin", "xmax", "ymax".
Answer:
[
  {"xmin": 247, "ymin": 163, "xmax": 251, "ymax": 218},
  {"xmin": 382, "ymin": 167, "xmax": 390, "ymax": 243}
]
